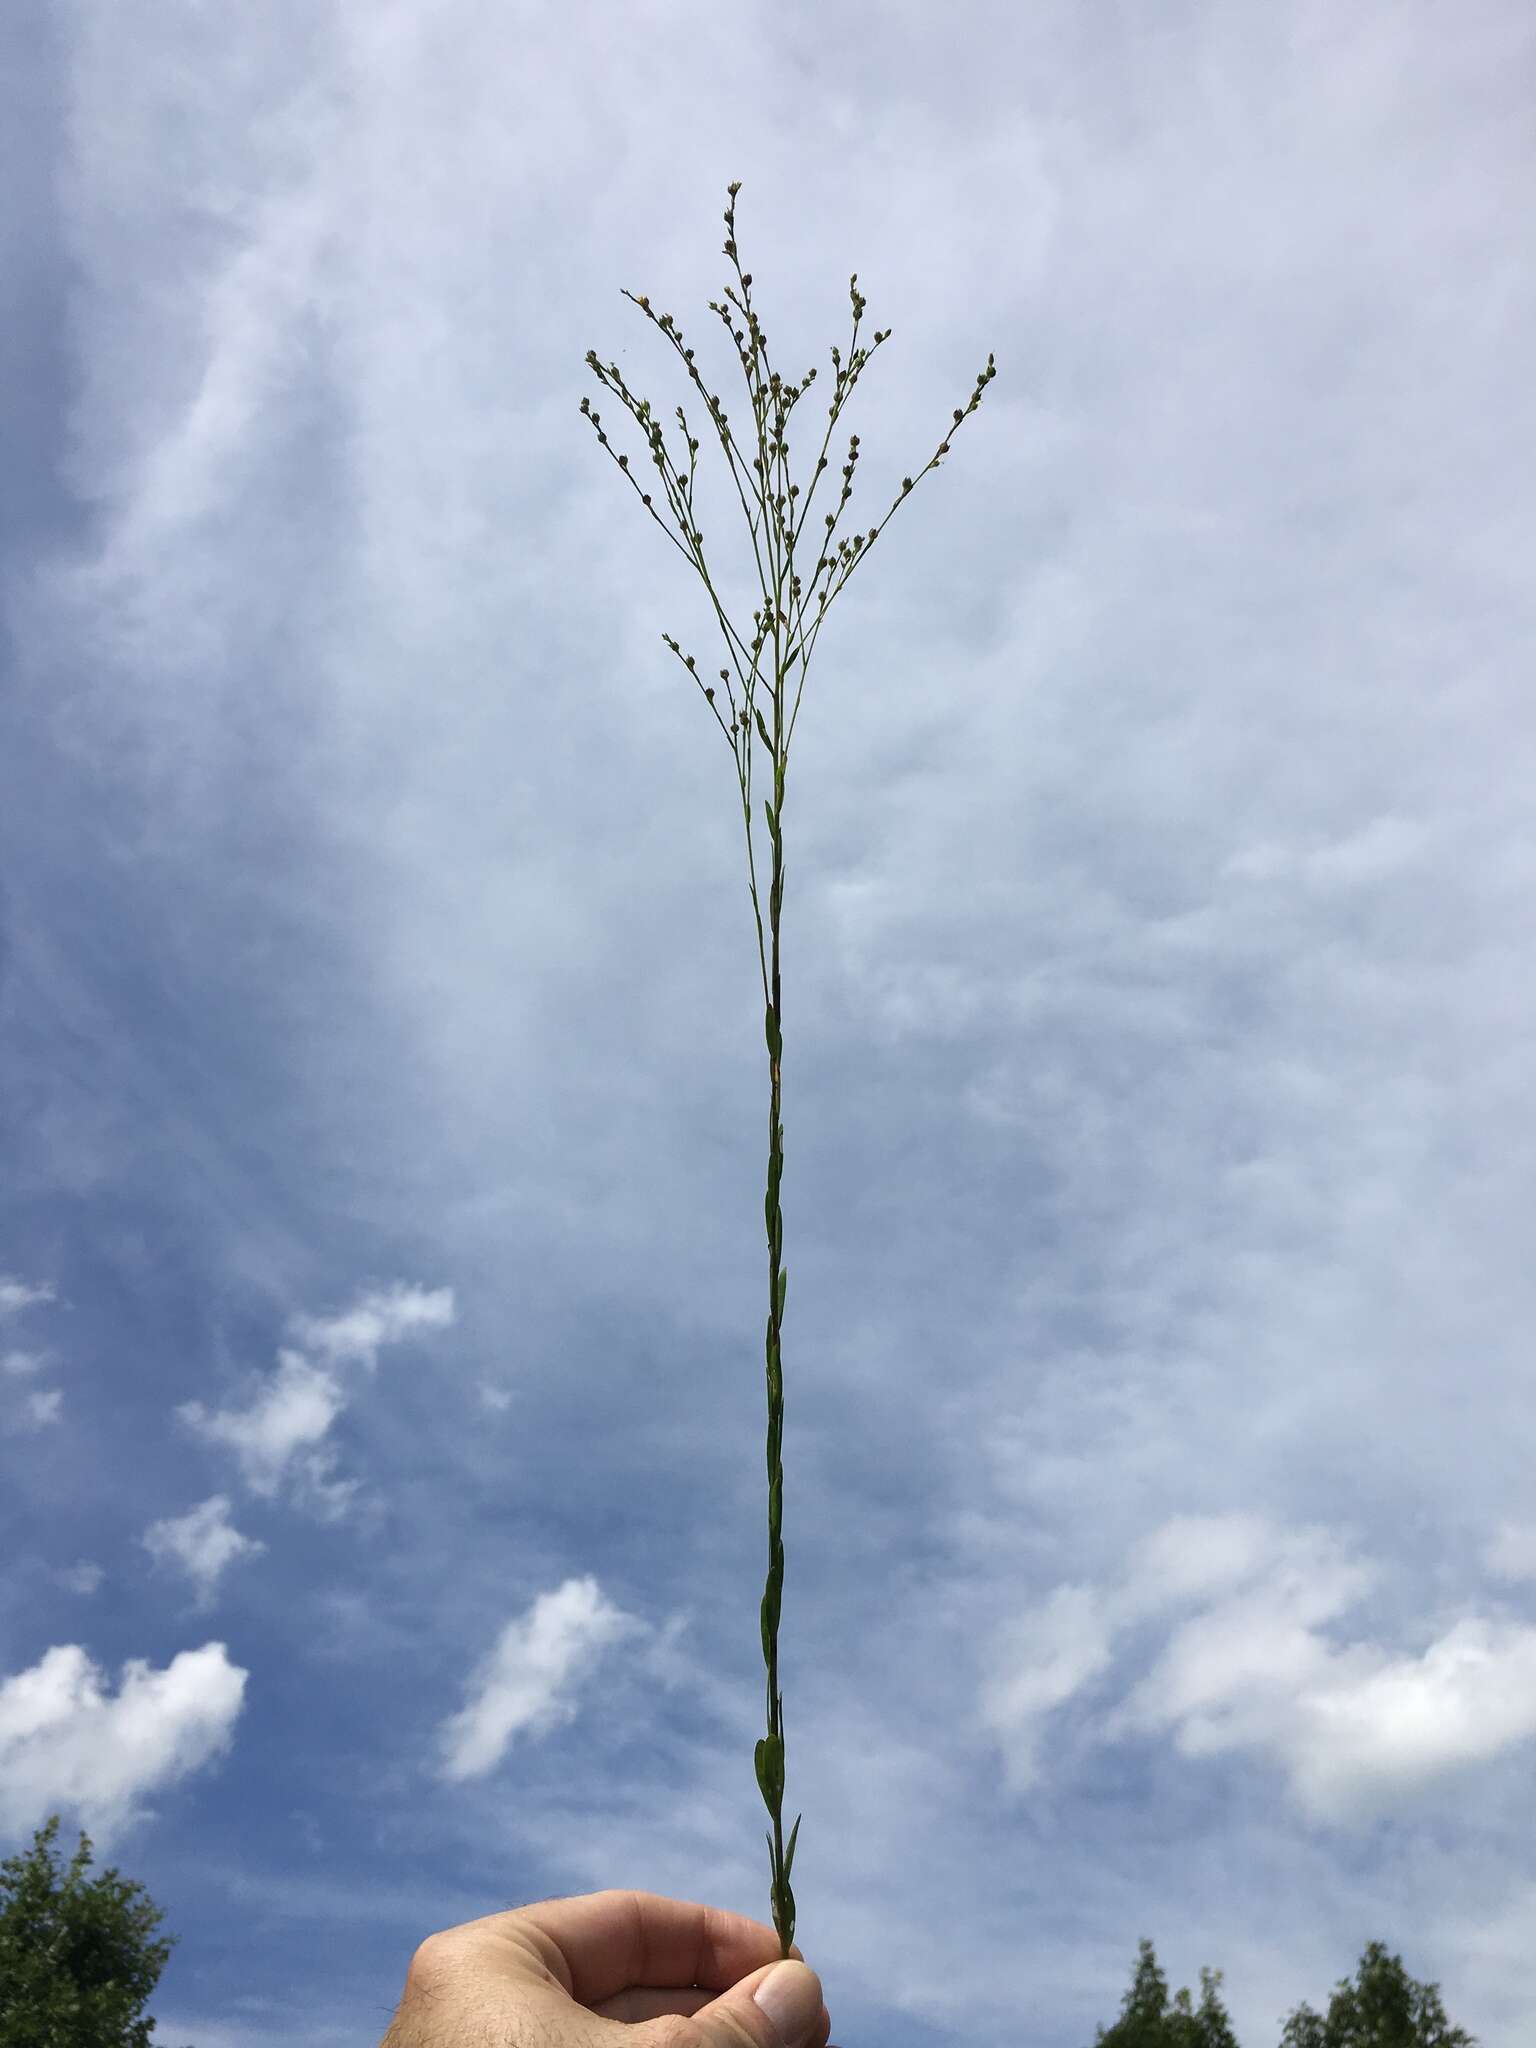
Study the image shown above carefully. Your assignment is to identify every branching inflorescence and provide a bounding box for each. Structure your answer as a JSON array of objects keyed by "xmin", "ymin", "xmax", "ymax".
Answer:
[{"xmin": 581, "ymin": 180, "xmax": 996, "ymax": 1959}]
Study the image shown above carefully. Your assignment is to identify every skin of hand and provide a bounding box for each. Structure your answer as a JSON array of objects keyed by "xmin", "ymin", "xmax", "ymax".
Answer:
[{"xmin": 379, "ymin": 1888, "xmax": 834, "ymax": 2048}]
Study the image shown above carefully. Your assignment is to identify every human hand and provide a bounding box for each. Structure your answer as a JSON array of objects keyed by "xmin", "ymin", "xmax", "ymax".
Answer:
[{"xmin": 380, "ymin": 1887, "xmax": 833, "ymax": 2048}]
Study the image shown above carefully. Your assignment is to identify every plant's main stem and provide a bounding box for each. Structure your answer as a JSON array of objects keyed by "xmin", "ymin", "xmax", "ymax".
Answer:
[
  {"xmin": 758, "ymin": 662, "xmax": 796, "ymax": 1957},
  {"xmin": 582, "ymin": 178, "xmax": 994, "ymax": 1959}
]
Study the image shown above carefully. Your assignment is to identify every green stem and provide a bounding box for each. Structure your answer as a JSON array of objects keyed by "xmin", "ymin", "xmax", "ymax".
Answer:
[{"xmin": 755, "ymin": 661, "xmax": 798, "ymax": 1959}]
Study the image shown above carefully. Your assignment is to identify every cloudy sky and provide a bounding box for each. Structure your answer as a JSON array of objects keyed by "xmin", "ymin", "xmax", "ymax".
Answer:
[{"xmin": 3, "ymin": 3, "xmax": 1533, "ymax": 2044}]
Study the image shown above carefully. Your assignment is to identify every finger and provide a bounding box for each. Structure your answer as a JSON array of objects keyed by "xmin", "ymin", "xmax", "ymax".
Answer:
[
  {"xmin": 589, "ymin": 1988, "xmax": 717, "ymax": 2022},
  {"xmin": 467, "ymin": 1889, "xmax": 805, "ymax": 2006},
  {"xmin": 590, "ymin": 1988, "xmax": 831, "ymax": 2044}
]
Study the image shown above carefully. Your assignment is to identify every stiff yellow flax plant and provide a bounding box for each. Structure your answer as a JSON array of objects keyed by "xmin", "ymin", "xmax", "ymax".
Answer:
[{"xmin": 581, "ymin": 181, "xmax": 996, "ymax": 1957}]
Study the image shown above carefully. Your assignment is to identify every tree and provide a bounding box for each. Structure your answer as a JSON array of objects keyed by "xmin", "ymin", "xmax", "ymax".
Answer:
[
  {"xmin": 0, "ymin": 1812, "xmax": 186, "ymax": 2048},
  {"xmin": 1279, "ymin": 1939, "xmax": 1478, "ymax": 2048},
  {"xmin": 1094, "ymin": 1937, "xmax": 1240, "ymax": 2048},
  {"xmin": 1170, "ymin": 1967, "xmax": 1242, "ymax": 2048}
]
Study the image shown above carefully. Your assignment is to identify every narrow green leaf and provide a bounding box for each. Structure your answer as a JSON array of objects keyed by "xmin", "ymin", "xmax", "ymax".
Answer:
[
  {"xmin": 776, "ymin": 1267, "xmax": 787, "ymax": 1320},
  {"xmin": 765, "ymin": 1007, "xmax": 781, "ymax": 1061},
  {"xmin": 754, "ymin": 1732, "xmax": 785, "ymax": 1810},
  {"xmin": 754, "ymin": 705, "xmax": 773, "ymax": 755},
  {"xmin": 784, "ymin": 1812, "xmax": 802, "ymax": 1882}
]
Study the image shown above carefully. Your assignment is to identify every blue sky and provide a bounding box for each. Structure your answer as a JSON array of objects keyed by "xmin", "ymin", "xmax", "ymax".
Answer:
[{"xmin": 2, "ymin": 4, "xmax": 1533, "ymax": 2044}]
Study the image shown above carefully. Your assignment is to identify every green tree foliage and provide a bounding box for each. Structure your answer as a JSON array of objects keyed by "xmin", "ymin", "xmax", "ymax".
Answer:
[
  {"xmin": 1278, "ymin": 1939, "xmax": 1478, "ymax": 2048},
  {"xmin": 1094, "ymin": 1937, "xmax": 1241, "ymax": 2048},
  {"xmin": 0, "ymin": 1813, "xmax": 186, "ymax": 2048}
]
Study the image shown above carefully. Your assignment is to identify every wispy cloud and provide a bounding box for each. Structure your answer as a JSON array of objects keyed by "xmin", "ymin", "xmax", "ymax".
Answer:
[
  {"xmin": 179, "ymin": 1349, "xmax": 350, "ymax": 1508},
  {"xmin": 3, "ymin": 1385, "xmax": 64, "ymax": 1434},
  {"xmin": 0, "ymin": 1277, "xmax": 56, "ymax": 1319},
  {"xmin": 1484, "ymin": 1522, "xmax": 1536, "ymax": 1583},
  {"xmin": 177, "ymin": 1282, "xmax": 454, "ymax": 1515},
  {"xmin": 142, "ymin": 1495, "xmax": 267, "ymax": 1609},
  {"xmin": 54, "ymin": 1562, "xmax": 105, "ymax": 1597},
  {"xmin": 0, "ymin": 1288, "xmax": 66, "ymax": 1433},
  {"xmin": 436, "ymin": 1576, "xmax": 647, "ymax": 1784},
  {"xmin": 982, "ymin": 1515, "xmax": 1536, "ymax": 1827},
  {"xmin": 290, "ymin": 1283, "xmax": 455, "ymax": 1372}
]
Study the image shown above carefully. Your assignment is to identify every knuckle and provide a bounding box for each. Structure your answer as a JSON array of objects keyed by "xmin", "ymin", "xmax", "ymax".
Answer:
[{"xmin": 405, "ymin": 1931, "xmax": 457, "ymax": 1992}]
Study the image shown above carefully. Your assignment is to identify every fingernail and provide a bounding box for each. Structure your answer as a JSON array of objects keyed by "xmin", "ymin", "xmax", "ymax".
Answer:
[{"xmin": 753, "ymin": 1960, "xmax": 822, "ymax": 2048}]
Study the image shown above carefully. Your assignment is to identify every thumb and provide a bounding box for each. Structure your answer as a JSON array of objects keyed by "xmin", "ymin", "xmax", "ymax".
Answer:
[{"xmin": 694, "ymin": 1959, "xmax": 825, "ymax": 2048}]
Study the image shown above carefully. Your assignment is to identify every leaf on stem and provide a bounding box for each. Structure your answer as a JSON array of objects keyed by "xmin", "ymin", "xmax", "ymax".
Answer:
[{"xmin": 755, "ymin": 1732, "xmax": 785, "ymax": 1808}]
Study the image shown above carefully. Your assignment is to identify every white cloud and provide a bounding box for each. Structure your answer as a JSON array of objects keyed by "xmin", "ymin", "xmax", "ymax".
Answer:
[
  {"xmin": 1288, "ymin": 1617, "xmax": 1536, "ymax": 1825},
  {"xmin": 176, "ymin": 1282, "xmax": 454, "ymax": 1513},
  {"xmin": 3, "ymin": 1342, "xmax": 65, "ymax": 1434},
  {"xmin": 178, "ymin": 1348, "xmax": 345, "ymax": 1501},
  {"xmin": 290, "ymin": 1283, "xmax": 455, "ymax": 1371},
  {"xmin": 141, "ymin": 1495, "xmax": 267, "ymax": 1608},
  {"xmin": 1122, "ymin": 1513, "xmax": 1278, "ymax": 1612},
  {"xmin": 478, "ymin": 1381, "xmax": 513, "ymax": 1413},
  {"xmin": 985, "ymin": 1516, "xmax": 1536, "ymax": 1828},
  {"xmin": 0, "ymin": 1278, "xmax": 55, "ymax": 1319},
  {"xmin": 977, "ymin": 1584, "xmax": 1114, "ymax": 1796},
  {"xmin": 0, "ymin": 1641, "xmax": 247, "ymax": 1848},
  {"xmin": 436, "ymin": 1576, "xmax": 646, "ymax": 1784},
  {"xmin": 12, "ymin": 1388, "xmax": 63, "ymax": 1431}
]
